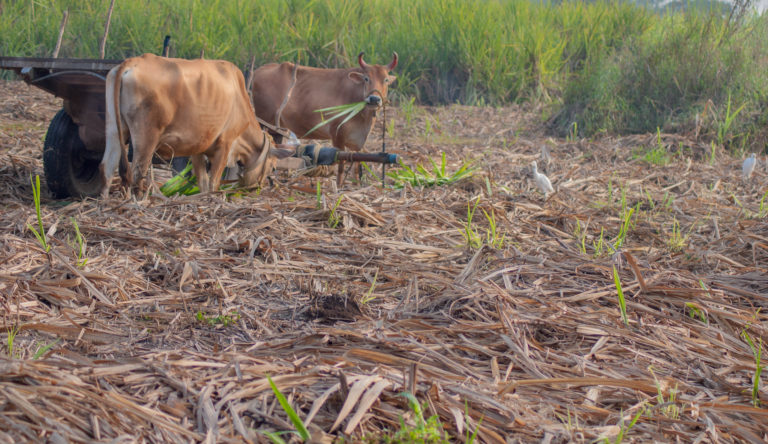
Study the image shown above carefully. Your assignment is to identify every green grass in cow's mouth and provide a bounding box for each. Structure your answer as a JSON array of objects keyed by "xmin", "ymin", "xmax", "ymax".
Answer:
[{"xmin": 304, "ymin": 101, "xmax": 366, "ymax": 138}]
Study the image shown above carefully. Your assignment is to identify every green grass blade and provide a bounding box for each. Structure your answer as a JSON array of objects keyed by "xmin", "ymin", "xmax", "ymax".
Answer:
[
  {"xmin": 335, "ymin": 101, "xmax": 366, "ymax": 129},
  {"xmin": 28, "ymin": 174, "xmax": 49, "ymax": 252},
  {"xmin": 314, "ymin": 102, "xmax": 366, "ymax": 113},
  {"xmin": 32, "ymin": 338, "xmax": 60, "ymax": 359},
  {"xmin": 398, "ymin": 391, "xmax": 424, "ymax": 423},
  {"xmin": 261, "ymin": 431, "xmax": 290, "ymax": 444},
  {"xmin": 267, "ymin": 375, "xmax": 310, "ymax": 440},
  {"xmin": 440, "ymin": 151, "xmax": 447, "ymax": 177},
  {"xmin": 613, "ymin": 266, "xmax": 628, "ymax": 326}
]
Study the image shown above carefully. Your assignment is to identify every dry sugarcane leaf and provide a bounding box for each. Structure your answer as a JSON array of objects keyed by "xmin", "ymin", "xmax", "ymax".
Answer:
[
  {"xmin": 304, "ymin": 375, "xmax": 366, "ymax": 426},
  {"xmin": 343, "ymin": 379, "xmax": 391, "ymax": 434},
  {"xmin": 1, "ymin": 80, "xmax": 767, "ymax": 443},
  {"xmin": 329, "ymin": 375, "xmax": 378, "ymax": 432}
]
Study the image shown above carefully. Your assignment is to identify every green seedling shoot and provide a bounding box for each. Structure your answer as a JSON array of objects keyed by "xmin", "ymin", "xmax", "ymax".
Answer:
[
  {"xmin": 361, "ymin": 269, "xmax": 379, "ymax": 305},
  {"xmin": 483, "ymin": 208, "xmax": 505, "ymax": 249},
  {"xmin": 461, "ymin": 197, "xmax": 483, "ymax": 249},
  {"xmin": 741, "ymin": 330, "xmax": 764, "ymax": 407},
  {"xmin": 69, "ymin": 217, "xmax": 87, "ymax": 267},
  {"xmin": 613, "ymin": 266, "xmax": 628, "ymax": 326},
  {"xmin": 5, "ymin": 325, "xmax": 20, "ymax": 358},
  {"xmin": 261, "ymin": 375, "xmax": 310, "ymax": 443},
  {"xmin": 328, "ymin": 195, "xmax": 344, "ymax": 228},
  {"xmin": 387, "ymin": 152, "xmax": 474, "ymax": 189},
  {"xmin": 386, "ymin": 392, "xmax": 448, "ymax": 443},
  {"xmin": 33, "ymin": 338, "xmax": 61, "ymax": 359},
  {"xmin": 27, "ymin": 175, "xmax": 49, "ymax": 252}
]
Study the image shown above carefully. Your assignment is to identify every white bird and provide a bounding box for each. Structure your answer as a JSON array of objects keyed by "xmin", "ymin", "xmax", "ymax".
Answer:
[
  {"xmin": 531, "ymin": 161, "xmax": 554, "ymax": 195},
  {"xmin": 742, "ymin": 153, "xmax": 757, "ymax": 180}
]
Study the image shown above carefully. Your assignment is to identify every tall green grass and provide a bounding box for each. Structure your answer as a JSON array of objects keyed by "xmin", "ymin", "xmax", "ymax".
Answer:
[
  {"xmin": 554, "ymin": 2, "xmax": 768, "ymax": 148},
  {"xmin": 2, "ymin": 0, "xmax": 768, "ymax": 148},
  {"xmin": 0, "ymin": 0, "xmax": 649, "ymax": 105}
]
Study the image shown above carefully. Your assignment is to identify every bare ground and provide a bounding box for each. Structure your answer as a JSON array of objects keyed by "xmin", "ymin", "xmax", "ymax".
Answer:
[{"xmin": 1, "ymin": 79, "xmax": 767, "ymax": 443}]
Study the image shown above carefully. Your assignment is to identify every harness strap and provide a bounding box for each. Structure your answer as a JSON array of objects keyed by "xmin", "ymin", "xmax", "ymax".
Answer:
[
  {"xmin": 381, "ymin": 99, "xmax": 387, "ymax": 185},
  {"xmin": 275, "ymin": 61, "xmax": 299, "ymax": 129},
  {"xmin": 254, "ymin": 114, "xmax": 291, "ymax": 139}
]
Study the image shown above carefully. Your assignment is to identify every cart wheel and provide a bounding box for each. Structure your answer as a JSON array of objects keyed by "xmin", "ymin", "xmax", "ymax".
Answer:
[
  {"xmin": 43, "ymin": 109, "xmax": 103, "ymax": 199},
  {"xmin": 171, "ymin": 156, "xmax": 190, "ymax": 174}
]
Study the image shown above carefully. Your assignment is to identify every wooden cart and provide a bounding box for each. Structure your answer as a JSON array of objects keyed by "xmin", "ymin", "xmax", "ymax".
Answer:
[{"xmin": 0, "ymin": 56, "xmax": 121, "ymax": 198}]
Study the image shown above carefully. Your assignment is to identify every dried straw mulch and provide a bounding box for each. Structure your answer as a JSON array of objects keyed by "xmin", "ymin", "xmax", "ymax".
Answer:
[{"xmin": 1, "ymin": 79, "xmax": 767, "ymax": 443}]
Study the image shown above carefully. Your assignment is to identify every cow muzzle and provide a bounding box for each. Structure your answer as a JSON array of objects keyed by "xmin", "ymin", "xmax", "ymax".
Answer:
[{"xmin": 365, "ymin": 95, "xmax": 382, "ymax": 107}]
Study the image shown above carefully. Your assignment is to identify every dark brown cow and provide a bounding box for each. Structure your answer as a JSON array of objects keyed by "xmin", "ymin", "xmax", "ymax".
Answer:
[
  {"xmin": 100, "ymin": 53, "xmax": 274, "ymax": 198},
  {"xmin": 250, "ymin": 52, "xmax": 397, "ymax": 185}
]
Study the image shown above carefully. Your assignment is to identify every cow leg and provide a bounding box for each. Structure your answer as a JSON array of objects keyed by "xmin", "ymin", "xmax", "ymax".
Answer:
[
  {"xmin": 333, "ymin": 135, "xmax": 351, "ymax": 188},
  {"xmin": 101, "ymin": 68, "xmax": 124, "ymax": 199},
  {"xmin": 191, "ymin": 155, "xmax": 209, "ymax": 193},
  {"xmin": 336, "ymin": 161, "xmax": 359, "ymax": 188},
  {"xmin": 129, "ymin": 130, "xmax": 161, "ymax": 198},
  {"xmin": 336, "ymin": 161, "xmax": 346, "ymax": 188},
  {"xmin": 101, "ymin": 115, "xmax": 130, "ymax": 199},
  {"xmin": 204, "ymin": 137, "xmax": 235, "ymax": 193},
  {"xmin": 100, "ymin": 140, "xmax": 121, "ymax": 200}
]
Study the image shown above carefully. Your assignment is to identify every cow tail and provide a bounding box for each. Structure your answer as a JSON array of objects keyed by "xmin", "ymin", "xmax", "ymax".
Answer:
[{"xmin": 112, "ymin": 63, "xmax": 130, "ymax": 182}]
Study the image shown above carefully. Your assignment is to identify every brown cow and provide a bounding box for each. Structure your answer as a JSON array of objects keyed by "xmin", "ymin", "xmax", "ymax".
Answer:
[
  {"xmin": 100, "ymin": 53, "xmax": 274, "ymax": 198},
  {"xmin": 250, "ymin": 52, "xmax": 397, "ymax": 185}
]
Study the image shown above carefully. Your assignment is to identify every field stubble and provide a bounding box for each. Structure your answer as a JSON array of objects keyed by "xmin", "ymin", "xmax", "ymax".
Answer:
[{"xmin": 0, "ymin": 80, "xmax": 767, "ymax": 442}]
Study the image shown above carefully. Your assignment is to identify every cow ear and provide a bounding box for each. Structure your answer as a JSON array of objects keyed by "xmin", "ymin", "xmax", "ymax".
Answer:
[
  {"xmin": 385, "ymin": 75, "xmax": 397, "ymax": 84},
  {"xmin": 348, "ymin": 72, "xmax": 365, "ymax": 84}
]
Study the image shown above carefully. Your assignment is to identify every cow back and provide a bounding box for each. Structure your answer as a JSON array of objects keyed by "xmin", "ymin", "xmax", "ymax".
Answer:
[{"xmin": 119, "ymin": 54, "xmax": 254, "ymax": 158}]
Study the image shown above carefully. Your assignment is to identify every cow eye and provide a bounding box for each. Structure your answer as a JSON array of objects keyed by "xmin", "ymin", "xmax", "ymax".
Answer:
[{"xmin": 364, "ymin": 76, "xmax": 369, "ymax": 82}]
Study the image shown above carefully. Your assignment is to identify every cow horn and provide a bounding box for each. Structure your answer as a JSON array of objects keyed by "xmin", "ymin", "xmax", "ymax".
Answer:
[
  {"xmin": 387, "ymin": 52, "xmax": 398, "ymax": 71},
  {"xmin": 358, "ymin": 52, "xmax": 368, "ymax": 69}
]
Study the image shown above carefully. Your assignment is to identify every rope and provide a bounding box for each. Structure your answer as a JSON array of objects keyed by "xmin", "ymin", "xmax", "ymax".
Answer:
[
  {"xmin": 275, "ymin": 61, "xmax": 299, "ymax": 129},
  {"xmin": 381, "ymin": 100, "xmax": 387, "ymax": 186}
]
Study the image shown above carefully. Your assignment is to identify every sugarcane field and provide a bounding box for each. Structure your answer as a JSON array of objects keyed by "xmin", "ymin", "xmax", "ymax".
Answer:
[{"xmin": 1, "ymin": 72, "xmax": 767, "ymax": 442}]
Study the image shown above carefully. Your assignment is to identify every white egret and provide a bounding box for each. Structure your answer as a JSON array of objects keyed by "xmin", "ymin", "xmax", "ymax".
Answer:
[
  {"xmin": 531, "ymin": 161, "xmax": 554, "ymax": 195},
  {"xmin": 742, "ymin": 153, "xmax": 756, "ymax": 180}
]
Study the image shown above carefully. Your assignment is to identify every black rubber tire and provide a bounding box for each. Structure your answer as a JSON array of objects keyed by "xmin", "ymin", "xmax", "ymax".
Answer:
[
  {"xmin": 43, "ymin": 109, "xmax": 103, "ymax": 199},
  {"xmin": 171, "ymin": 156, "xmax": 190, "ymax": 174}
]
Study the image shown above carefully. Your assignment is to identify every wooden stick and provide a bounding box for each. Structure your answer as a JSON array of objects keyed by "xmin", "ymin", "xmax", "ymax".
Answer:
[
  {"xmin": 99, "ymin": 0, "xmax": 116, "ymax": 59},
  {"xmin": 52, "ymin": 9, "xmax": 69, "ymax": 59},
  {"xmin": 245, "ymin": 54, "xmax": 256, "ymax": 97},
  {"xmin": 161, "ymin": 35, "xmax": 171, "ymax": 57}
]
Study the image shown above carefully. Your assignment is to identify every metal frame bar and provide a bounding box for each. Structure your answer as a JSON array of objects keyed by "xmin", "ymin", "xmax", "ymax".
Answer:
[{"xmin": 0, "ymin": 57, "xmax": 121, "ymax": 72}]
